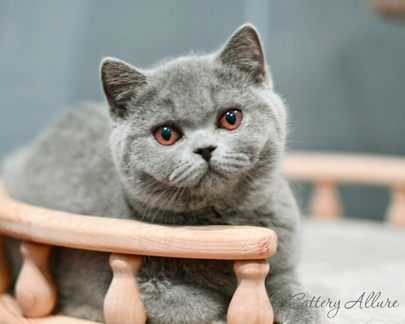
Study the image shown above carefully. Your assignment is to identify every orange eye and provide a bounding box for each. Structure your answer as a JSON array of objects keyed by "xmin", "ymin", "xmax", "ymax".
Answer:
[
  {"xmin": 218, "ymin": 109, "xmax": 242, "ymax": 130},
  {"xmin": 154, "ymin": 125, "xmax": 181, "ymax": 145}
]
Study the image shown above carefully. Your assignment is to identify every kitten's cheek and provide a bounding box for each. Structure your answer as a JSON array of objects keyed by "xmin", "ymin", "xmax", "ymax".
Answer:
[{"xmin": 211, "ymin": 143, "xmax": 227, "ymax": 157}]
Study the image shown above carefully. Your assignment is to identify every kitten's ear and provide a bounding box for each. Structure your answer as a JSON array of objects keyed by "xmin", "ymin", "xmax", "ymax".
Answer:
[
  {"xmin": 219, "ymin": 24, "xmax": 267, "ymax": 84},
  {"xmin": 100, "ymin": 57, "xmax": 147, "ymax": 118}
]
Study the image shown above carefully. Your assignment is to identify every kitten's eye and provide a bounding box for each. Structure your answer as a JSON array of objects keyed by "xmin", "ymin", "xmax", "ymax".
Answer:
[
  {"xmin": 218, "ymin": 109, "xmax": 242, "ymax": 130},
  {"xmin": 154, "ymin": 125, "xmax": 181, "ymax": 145}
]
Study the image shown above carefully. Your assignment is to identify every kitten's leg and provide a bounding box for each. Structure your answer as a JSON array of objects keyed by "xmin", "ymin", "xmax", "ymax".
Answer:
[
  {"xmin": 139, "ymin": 277, "xmax": 228, "ymax": 324},
  {"xmin": 266, "ymin": 274, "xmax": 325, "ymax": 324}
]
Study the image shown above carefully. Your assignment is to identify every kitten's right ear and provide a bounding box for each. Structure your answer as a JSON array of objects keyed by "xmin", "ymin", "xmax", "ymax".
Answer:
[{"xmin": 100, "ymin": 57, "xmax": 147, "ymax": 118}]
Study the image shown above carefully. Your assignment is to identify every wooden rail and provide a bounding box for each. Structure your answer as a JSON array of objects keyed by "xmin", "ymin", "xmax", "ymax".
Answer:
[
  {"xmin": 283, "ymin": 151, "xmax": 405, "ymax": 226},
  {"xmin": 0, "ymin": 182, "xmax": 276, "ymax": 261},
  {"xmin": 0, "ymin": 181, "xmax": 277, "ymax": 324}
]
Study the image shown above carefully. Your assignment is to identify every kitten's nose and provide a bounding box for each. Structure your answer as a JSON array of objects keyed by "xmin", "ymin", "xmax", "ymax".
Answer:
[{"xmin": 194, "ymin": 146, "xmax": 216, "ymax": 162}]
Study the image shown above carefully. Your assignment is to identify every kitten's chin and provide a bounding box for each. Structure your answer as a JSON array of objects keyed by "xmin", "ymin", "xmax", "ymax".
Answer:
[
  {"xmin": 162, "ymin": 167, "xmax": 235, "ymax": 195},
  {"xmin": 193, "ymin": 168, "xmax": 241, "ymax": 194},
  {"xmin": 129, "ymin": 169, "xmax": 242, "ymax": 213},
  {"xmin": 150, "ymin": 163, "xmax": 244, "ymax": 197}
]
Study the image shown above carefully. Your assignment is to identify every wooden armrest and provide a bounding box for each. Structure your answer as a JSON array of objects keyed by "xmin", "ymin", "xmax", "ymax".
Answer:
[
  {"xmin": 283, "ymin": 151, "xmax": 405, "ymax": 186},
  {"xmin": 0, "ymin": 181, "xmax": 277, "ymax": 260}
]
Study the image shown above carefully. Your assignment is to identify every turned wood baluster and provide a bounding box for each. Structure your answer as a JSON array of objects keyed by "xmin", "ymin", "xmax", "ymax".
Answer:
[
  {"xmin": 386, "ymin": 185, "xmax": 405, "ymax": 227},
  {"xmin": 15, "ymin": 241, "xmax": 57, "ymax": 317},
  {"xmin": 309, "ymin": 180, "xmax": 343, "ymax": 219},
  {"xmin": 0, "ymin": 235, "xmax": 11, "ymax": 293},
  {"xmin": 104, "ymin": 254, "xmax": 147, "ymax": 324},
  {"xmin": 227, "ymin": 259, "xmax": 273, "ymax": 324}
]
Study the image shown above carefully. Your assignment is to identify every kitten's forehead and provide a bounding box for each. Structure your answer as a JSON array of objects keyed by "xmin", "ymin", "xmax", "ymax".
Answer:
[
  {"xmin": 130, "ymin": 54, "xmax": 269, "ymax": 131},
  {"xmin": 149, "ymin": 56, "xmax": 221, "ymax": 124}
]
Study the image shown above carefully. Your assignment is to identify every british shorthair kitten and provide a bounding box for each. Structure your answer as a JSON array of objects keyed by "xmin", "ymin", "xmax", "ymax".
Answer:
[{"xmin": 2, "ymin": 24, "xmax": 323, "ymax": 324}]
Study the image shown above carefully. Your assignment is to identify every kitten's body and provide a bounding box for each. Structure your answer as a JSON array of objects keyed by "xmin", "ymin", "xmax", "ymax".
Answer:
[{"xmin": 2, "ymin": 25, "xmax": 323, "ymax": 324}]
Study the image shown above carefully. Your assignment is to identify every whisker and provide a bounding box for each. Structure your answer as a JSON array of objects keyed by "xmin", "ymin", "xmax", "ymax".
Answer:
[{"xmin": 169, "ymin": 163, "xmax": 192, "ymax": 182}]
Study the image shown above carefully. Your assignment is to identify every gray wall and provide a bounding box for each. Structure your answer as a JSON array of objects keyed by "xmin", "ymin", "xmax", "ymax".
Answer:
[
  {"xmin": 1, "ymin": 0, "xmax": 404, "ymax": 220},
  {"xmin": 268, "ymin": 1, "xmax": 405, "ymax": 220},
  {"xmin": 0, "ymin": 0, "xmax": 248, "ymax": 155}
]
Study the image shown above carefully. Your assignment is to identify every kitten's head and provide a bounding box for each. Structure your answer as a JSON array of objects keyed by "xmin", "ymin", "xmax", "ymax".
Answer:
[{"xmin": 100, "ymin": 24, "xmax": 287, "ymax": 212}]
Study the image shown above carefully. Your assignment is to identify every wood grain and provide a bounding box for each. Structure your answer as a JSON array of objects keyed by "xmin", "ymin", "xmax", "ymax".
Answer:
[
  {"xmin": 15, "ymin": 241, "xmax": 57, "ymax": 318},
  {"xmin": 104, "ymin": 254, "xmax": 147, "ymax": 324},
  {"xmin": 0, "ymin": 181, "xmax": 277, "ymax": 260},
  {"xmin": 227, "ymin": 260, "xmax": 273, "ymax": 324}
]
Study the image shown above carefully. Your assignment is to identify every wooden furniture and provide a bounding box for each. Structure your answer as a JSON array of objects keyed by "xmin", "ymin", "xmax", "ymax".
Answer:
[
  {"xmin": 0, "ymin": 181, "xmax": 277, "ymax": 324},
  {"xmin": 283, "ymin": 151, "xmax": 405, "ymax": 227},
  {"xmin": 372, "ymin": 0, "xmax": 405, "ymax": 19}
]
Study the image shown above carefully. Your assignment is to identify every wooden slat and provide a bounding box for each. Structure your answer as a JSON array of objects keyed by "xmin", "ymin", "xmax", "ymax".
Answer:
[
  {"xmin": 386, "ymin": 185, "xmax": 405, "ymax": 227},
  {"xmin": 15, "ymin": 242, "xmax": 57, "ymax": 318},
  {"xmin": 309, "ymin": 181, "xmax": 343, "ymax": 219},
  {"xmin": 0, "ymin": 182, "xmax": 277, "ymax": 260},
  {"xmin": 104, "ymin": 254, "xmax": 147, "ymax": 324},
  {"xmin": 227, "ymin": 260, "xmax": 273, "ymax": 324}
]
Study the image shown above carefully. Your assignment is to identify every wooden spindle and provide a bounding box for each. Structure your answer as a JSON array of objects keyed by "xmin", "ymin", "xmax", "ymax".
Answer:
[
  {"xmin": 104, "ymin": 254, "xmax": 147, "ymax": 324},
  {"xmin": 227, "ymin": 259, "xmax": 273, "ymax": 324},
  {"xmin": 386, "ymin": 185, "xmax": 405, "ymax": 227},
  {"xmin": 15, "ymin": 241, "xmax": 56, "ymax": 318},
  {"xmin": 309, "ymin": 180, "xmax": 343, "ymax": 219},
  {"xmin": 0, "ymin": 235, "xmax": 11, "ymax": 293}
]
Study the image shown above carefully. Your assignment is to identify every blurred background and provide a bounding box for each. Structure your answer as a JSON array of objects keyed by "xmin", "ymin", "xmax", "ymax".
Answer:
[{"xmin": 0, "ymin": 0, "xmax": 404, "ymax": 221}]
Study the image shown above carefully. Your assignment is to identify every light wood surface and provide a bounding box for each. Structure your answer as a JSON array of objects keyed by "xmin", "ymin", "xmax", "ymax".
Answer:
[
  {"xmin": 15, "ymin": 241, "xmax": 57, "ymax": 318},
  {"xmin": 0, "ymin": 293, "xmax": 99, "ymax": 324},
  {"xmin": 227, "ymin": 260, "xmax": 273, "ymax": 324},
  {"xmin": 386, "ymin": 185, "xmax": 405, "ymax": 227},
  {"xmin": 0, "ymin": 181, "xmax": 277, "ymax": 260},
  {"xmin": 283, "ymin": 151, "xmax": 405, "ymax": 186},
  {"xmin": 0, "ymin": 178, "xmax": 277, "ymax": 324},
  {"xmin": 308, "ymin": 181, "xmax": 343, "ymax": 220},
  {"xmin": 283, "ymin": 151, "xmax": 405, "ymax": 226},
  {"xmin": 104, "ymin": 254, "xmax": 147, "ymax": 324}
]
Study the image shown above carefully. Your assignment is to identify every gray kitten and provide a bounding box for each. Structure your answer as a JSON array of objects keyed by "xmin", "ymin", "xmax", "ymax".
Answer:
[{"xmin": 2, "ymin": 24, "xmax": 323, "ymax": 324}]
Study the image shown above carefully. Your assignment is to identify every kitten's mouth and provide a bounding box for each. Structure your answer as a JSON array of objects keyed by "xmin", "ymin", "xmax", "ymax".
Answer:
[
  {"xmin": 166, "ymin": 159, "xmax": 244, "ymax": 192},
  {"xmin": 194, "ymin": 164, "xmax": 231, "ymax": 191}
]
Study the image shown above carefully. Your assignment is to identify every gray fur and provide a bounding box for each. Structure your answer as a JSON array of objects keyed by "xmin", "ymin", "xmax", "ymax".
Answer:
[{"xmin": 1, "ymin": 24, "xmax": 323, "ymax": 324}]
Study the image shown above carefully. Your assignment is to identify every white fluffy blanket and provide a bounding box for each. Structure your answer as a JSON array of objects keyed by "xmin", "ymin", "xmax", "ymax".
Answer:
[{"xmin": 298, "ymin": 218, "xmax": 405, "ymax": 324}]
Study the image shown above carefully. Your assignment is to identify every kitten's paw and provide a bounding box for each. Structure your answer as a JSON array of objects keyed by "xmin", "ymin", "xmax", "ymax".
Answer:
[
  {"xmin": 267, "ymin": 275, "xmax": 325, "ymax": 324},
  {"xmin": 140, "ymin": 278, "xmax": 228, "ymax": 324}
]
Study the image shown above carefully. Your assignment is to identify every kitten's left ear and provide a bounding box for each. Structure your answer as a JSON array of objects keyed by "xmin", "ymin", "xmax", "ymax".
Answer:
[{"xmin": 219, "ymin": 24, "xmax": 267, "ymax": 84}]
